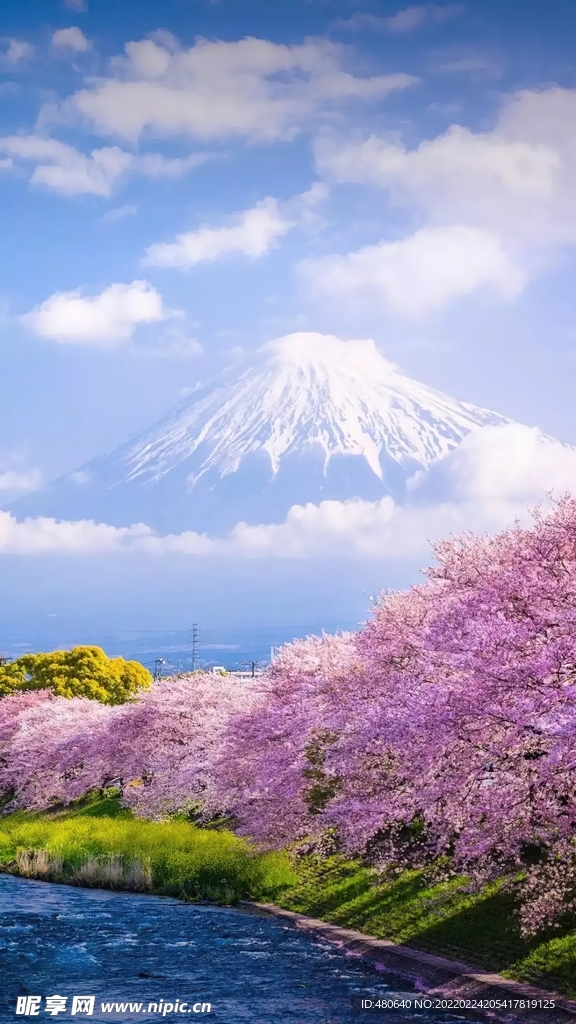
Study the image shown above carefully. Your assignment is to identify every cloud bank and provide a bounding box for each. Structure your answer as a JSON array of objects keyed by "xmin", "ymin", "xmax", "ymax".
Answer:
[
  {"xmin": 312, "ymin": 86, "xmax": 576, "ymax": 315},
  {"xmin": 3, "ymin": 425, "xmax": 575, "ymax": 559},
  {"xmin": 0, "ymin": 135, "xmax": 207, "ymax": 196},
  {"xmin": 304, "ymin": 225, "xmax": 524, "ymax": 316},
  {"xmin": 57, "ymin": 35, "xmax": 418, "ymax": 143}
]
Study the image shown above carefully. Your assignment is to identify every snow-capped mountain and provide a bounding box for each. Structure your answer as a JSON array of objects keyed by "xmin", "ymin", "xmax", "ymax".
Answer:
[{"xmin": 9, "ymin": 333, "xmax": 512, "ymax": 533}]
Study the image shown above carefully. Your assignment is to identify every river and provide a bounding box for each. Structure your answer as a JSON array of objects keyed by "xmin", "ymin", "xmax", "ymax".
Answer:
[{"xmin": 0, "ymin": 874, "xmax": 497, "ymax": 1023}]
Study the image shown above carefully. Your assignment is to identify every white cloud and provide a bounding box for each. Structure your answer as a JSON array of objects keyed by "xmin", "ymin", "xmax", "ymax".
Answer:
[
  {"xmin": 312, "ymin": 86, "xmax": 576, "ymax": 312},
  {"xmin": 416, "ymin": 423, "xmax": 576, "ymax": 506},
  {"xmin": 0, "ymin": 504, "xmax": 384, "ymax": 557},
  {"xmin": 255, "ymin": 497, "xmax": 493, "ymax": 559},
  {"xmin": 436, "ymin": 54, "xmax": 501, "ymax": 75},
  {"xmin": 20, "ymin": 280, "xmax": 170, "ymax": 346},
  {"xmin": 0, "ymin": 469, "xmax": 42, "ymax": 494},
  {"xmin": 0, "ymin": 136, "xmax": 132, "ymax": 196},
  {"xmin": 51, "ymin": 27, "xmax": 90, "ymax": 52},
  {"xmin": 63, "ymin": 0, "xmax": 88, "ymax": 10},
  {"xmin": 144, "ymin": 184, "xmax": 327, "ymax": 270},
  {"xmin": 337, "ymin": 5, "xmax": 462, "ymax": 32},
  {"xmin": 0, "ymin": 135, "xmax": 206, "ymax": 196},
  {"xmin": 191, "ymin": 425, "xmax": 576, "ymax": 557},
  {"xmin": 384, "ymin": 4, "xmax": 463, "ymax": 31},
  {"xmin": 3, "ymin": 425, "xmax": 575, "ymax": 559},
  {"xmin": 220, "ymin": 425, "xmax": 576, "ymax": 558},
  {"xmin": 134, "ymin": 151, "xmax": 207, "ymax": 179},
  {"xmin": 316, "ymin": 87, "xmax": 576, "ymax": 249},
  {"xmin": 289, "ymin": 180, "xmax": 328, "ymax": 211},
  {"xmin": 144, "ymin": 197, "xmax": 293, "ymax": 269},
  {"xmin": 56, "ymin": 35, "xmax": 418, "ymax": 143},
  {"xmin": 100, "ymin": 203, "xmax": 138, "ymax": 224},
  {"xmin": 0, "ymin": 500, "xmax": 505, "ymax": 558},
  {"xmin": 140, "ymin": 324, "xmax": 204, "ymax": 359},
  {"xmin": 0, "ymin": 514, "xmax": 158, "ymax": 556},
  {"xmin": 0, "ymin": 38, "xmax": 34, "ymax": 68},
  {"xmin": 303, "ymin": 224, "xmax": 524, "ymax": 316}
]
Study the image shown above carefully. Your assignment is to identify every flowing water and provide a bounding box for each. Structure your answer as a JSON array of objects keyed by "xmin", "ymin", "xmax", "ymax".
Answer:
[{"xmin": 0, "ymin": 874, "xmax": 496, "ymax": 1023}]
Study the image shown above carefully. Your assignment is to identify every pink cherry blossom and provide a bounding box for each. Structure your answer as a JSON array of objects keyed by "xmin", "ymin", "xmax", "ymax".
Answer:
[
  {"xmin": 2, "ymin": 497, "xmax": 576, "ymax": 933},
  {"xmin": 0, "ymin": 690, "xmax": 116, "ymax": 809},
  {"xmin": 220, "ymin": 498, "xmax": 576, "ymax": 933}
]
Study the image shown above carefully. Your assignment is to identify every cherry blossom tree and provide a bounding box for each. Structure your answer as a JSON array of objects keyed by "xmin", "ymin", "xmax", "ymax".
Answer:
[
  {"xmin": 110, "ymin": 672, "xmax": 261, "ymax": 819},
  {"xmin": 2, "ymin": 498, "xmax": 576, "ymax": 933},
  {"xmin": 0, "ymin": 672, "xmax": 259, "ymax": 820},
  {"xmin": 217, "ymin": 632, "xmax": 362, "ymax": 846},
  {"xmin": 0, "ymin": 690, "xmax": 116, "ymax": 809},
  {"xmin": 221, "ymin": 498, "xmax": 576, "ymax": 934}
]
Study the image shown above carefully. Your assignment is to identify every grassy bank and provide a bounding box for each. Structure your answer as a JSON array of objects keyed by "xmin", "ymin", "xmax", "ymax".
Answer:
[
  {"xmin": 0, "ymin": 796, "xmax": 296, "ymax": 905},
  {"xmin": 275, "ymin": 854, "xmax": 576, "ymax": 1000},
  {"xmin": 2, "ymin": 802, "xmax": 575, "ymax": 1000}
]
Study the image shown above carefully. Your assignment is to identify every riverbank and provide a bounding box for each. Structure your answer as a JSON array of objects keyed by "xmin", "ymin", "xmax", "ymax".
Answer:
[
  {"xmin": 0, "ymin": 796, "xmax": 295, "ymax": 904},
  {"xmin": 273, "ymin": 855, "xmax": 576, "ymax": 1001},
  {"xmin": 253, "ymin": 903, "xmax": 576, "ymax": 1024},
  {"xmin": 1, "ymin": 801, "xmax": 575, "ymax": 1002}
]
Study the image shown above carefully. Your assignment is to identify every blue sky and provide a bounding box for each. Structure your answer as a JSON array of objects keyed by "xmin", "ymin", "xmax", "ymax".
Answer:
[{"xmin": 1, "ymin": 0, "xmax": 576, "ymax": 631}]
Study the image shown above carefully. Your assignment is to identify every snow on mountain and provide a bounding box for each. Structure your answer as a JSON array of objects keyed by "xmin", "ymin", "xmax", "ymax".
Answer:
[
  {"xmin": 116, "ymin": 333, "xmax": 508, "ymax": 483},
  {"xmin": 8, "ymin": 333, "xmax": 512, "ymax": 533}
]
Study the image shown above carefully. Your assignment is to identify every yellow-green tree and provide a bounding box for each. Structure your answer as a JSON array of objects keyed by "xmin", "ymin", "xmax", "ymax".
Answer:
[
  {"xmin": 0, "ymin": 660, "xmax": 27, "ymax": 698},
  {"xmin": 0, "ymin": 646, "xmax": 152, "ymax": 704}
]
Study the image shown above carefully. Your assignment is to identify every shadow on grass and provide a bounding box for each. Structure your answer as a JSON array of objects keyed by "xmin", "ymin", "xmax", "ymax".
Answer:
[{"xmin": 278, "ymin": 855, "xmax": 576, "ymax": 998}]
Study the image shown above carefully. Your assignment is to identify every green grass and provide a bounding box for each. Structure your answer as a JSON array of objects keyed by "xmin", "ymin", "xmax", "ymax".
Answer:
[
  {"xmin": 275, "ymin": 855, "xmax": 576, "ymax": 1000},
  {"xmin": 0, "ymin": 795, "xmax": 296, "ymax": 905},
  {"xmin": 2, "ymin": 797, "xmax": 574, "ymax": 999}
]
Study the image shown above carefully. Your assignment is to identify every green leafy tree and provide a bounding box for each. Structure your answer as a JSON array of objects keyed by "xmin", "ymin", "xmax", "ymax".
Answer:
[
  {"xmin": 0, "ymin": 646, "xmax": 152, "ymax": 704},
  {"xmin": 0, "ymin": 660, "xmax": 27, "ymax": 697}
]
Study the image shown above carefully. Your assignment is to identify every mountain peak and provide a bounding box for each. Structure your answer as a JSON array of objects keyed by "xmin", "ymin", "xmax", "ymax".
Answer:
[
  {"xmin": 209, "ymin": 331, "xmax": 507, "ymax": 480},
  {"xmin": 8, "ymin": 333, "xmax": 511, "ymax": 533},
  {"xmin": 260, "ymin": 332, "xmax": 392, "ymax": 373}
]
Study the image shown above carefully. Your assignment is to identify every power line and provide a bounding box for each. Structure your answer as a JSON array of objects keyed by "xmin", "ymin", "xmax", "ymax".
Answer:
[{"xmin": 239, "ymin": 659, "xmax": 263, "ymax": 678}]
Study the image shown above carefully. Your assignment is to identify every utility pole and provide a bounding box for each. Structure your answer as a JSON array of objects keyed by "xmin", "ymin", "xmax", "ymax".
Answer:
[
  {"xmin": 153, "ymin": 658, "xmax": 168, "ymax": 682},
  {"xmin": 241, "ymin": 659, "xmax": 262, "ymax": 678},
  {"xmin": 190, "ymin": 623, "xmax": 201, "ymax": 672}
]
